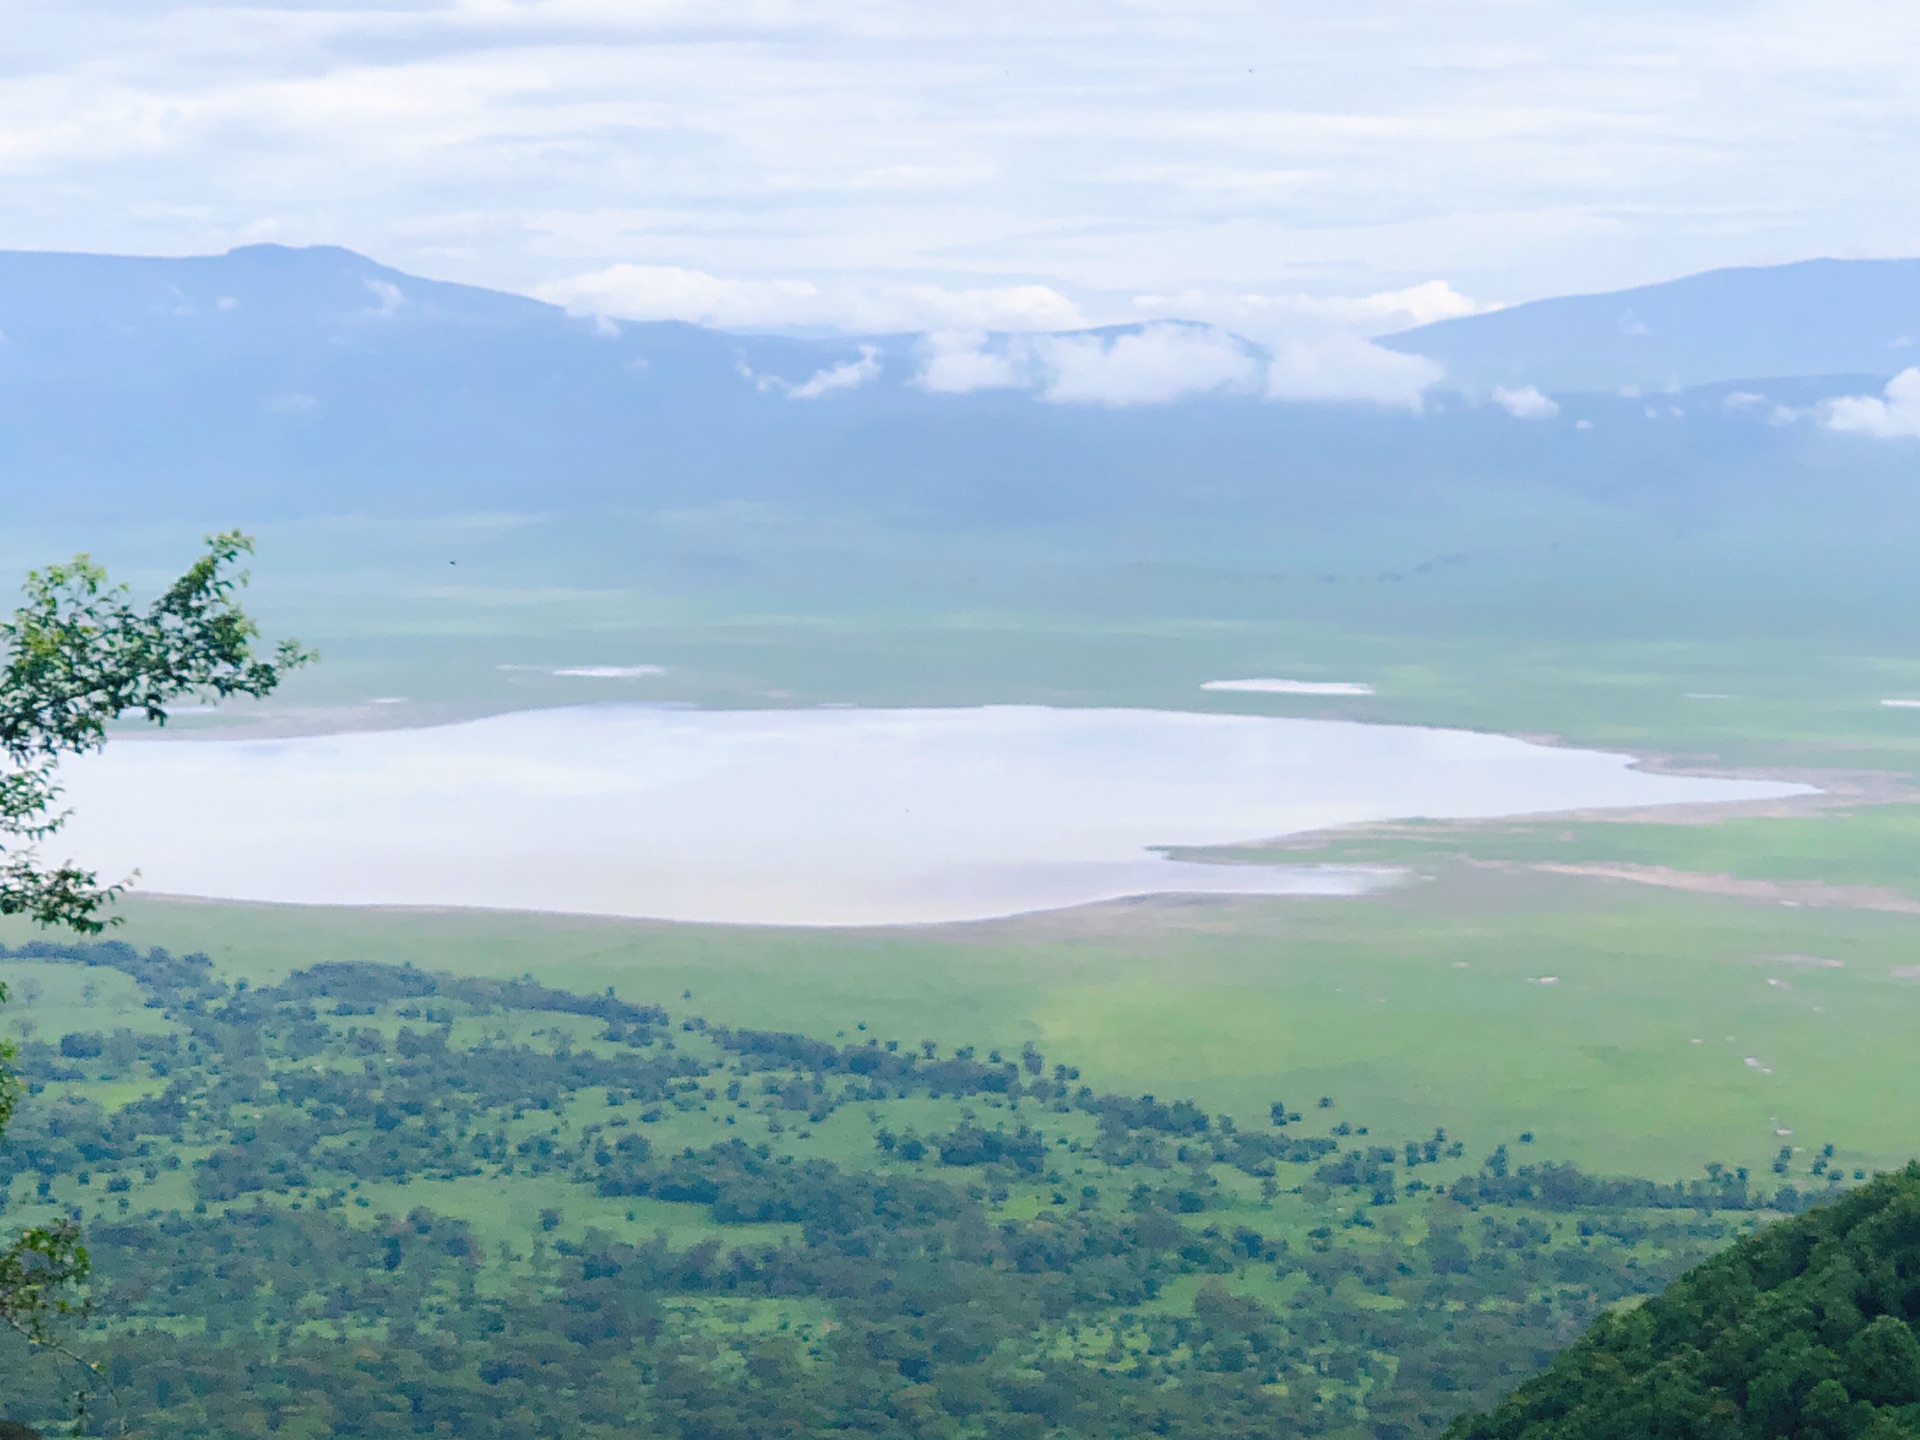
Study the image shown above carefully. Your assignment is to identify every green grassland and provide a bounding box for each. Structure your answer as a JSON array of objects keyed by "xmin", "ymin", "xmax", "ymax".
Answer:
[
  {"xmin": 36, "ymin": 549, "xmax": 1920, "ymax": 1190},
  {"xmin": 1205, "ymin": 802, "xmax": 1920, "ymax": 897},
  {"xmin": 214, "ymin": 606, "xmax": 1920, "ymax": 777},
  {"xmin": 109, "ymin": 516, "xmax": 1920, "ymax": 784},
  {"xmin": 0, "ymin": 960, "xmax": 172, "ymax": 1041},
  {"xmin": 0, "ymin": 940, "xmax": 1799, "ymax": 1437},
  {"xmin": 17, "ymin": 527, "xmax": 1920, "ymax": 1435},
  {"xmin": 21, "ymin": 862, "xmax": 1919, "ymax": 1183}
]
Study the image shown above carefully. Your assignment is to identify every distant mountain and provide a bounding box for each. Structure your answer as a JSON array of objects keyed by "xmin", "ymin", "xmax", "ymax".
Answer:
[
  {"xmin": 0, "ymin": 243, "xmax": 888, "ymax": 520},
  {"xmin": 1449, "ymin": 1165, "xmax": 1920, "ymax": 1440},
  {"xmin": 1, "ymin": 245, "xmax": 1918, "ymax": 629},
  {"xmin": 1385, "ymin": 257, "xmax": 1920, "ymax": 393}
]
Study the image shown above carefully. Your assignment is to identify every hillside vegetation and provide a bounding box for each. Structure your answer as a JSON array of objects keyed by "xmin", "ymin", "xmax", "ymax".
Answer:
[
  {"xmin": 1451, "ymin": 1166, "xmax": 1920, "ymax": 1440},
  {"xmin": 0, "ymin": 940, "xmax": 1829, "ymax": 1438}
]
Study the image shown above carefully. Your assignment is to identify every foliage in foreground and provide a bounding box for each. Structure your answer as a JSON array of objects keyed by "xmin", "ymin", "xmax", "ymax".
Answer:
[
  {"xmin": 0, "ymin": 535, "xmax": 304, "ymax": 1434},
  {"xmin": 0, "ymin": 532, "xmax": 309, "ymax": 930},
  {"xmin": 1450, "ymin": 1165, "xmax": 1920, "ymax": 1440},
  {"xmin": 0, "ymin": 940, "xmax": 1845, "ymax": 1438}
]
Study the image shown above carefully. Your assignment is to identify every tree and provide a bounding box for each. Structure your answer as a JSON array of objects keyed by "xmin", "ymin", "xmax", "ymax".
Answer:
[
  {"xmin": 0, "ymin": 532, "xmax": 309, "ymax": 1422},
  {"xmin": 0, "ymin": 530, "xmax": 311, "ymax": 932}
]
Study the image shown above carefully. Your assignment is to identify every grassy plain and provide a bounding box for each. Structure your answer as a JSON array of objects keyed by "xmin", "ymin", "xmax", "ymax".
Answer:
[
  {"xmin": 25, "ymin": 861, "xmax": 1919, "ymax": 1182},
  {"xmin": 31, "ymin": 548, "xmax": 1920, "ymax": 1194},
  {"xmin": 12, "ymin": 545, "xmax": 1920, "ymax": 1434},
  {"xmin": 222, "ymin": 613, "xmax": 1920, "ymax": 778},
  {"xmin": 0, "ymin": 937, "xmax": 1764, "ymax": 1436},
  {"xmin": 1215, "ymin": 804, "xmax": 1920, "ymax": 898}
]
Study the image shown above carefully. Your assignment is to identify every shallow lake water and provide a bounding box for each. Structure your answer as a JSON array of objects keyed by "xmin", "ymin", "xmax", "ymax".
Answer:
[{"xmin": 56, "ymin": 704, "xmax": 1806, "ymax": 926}]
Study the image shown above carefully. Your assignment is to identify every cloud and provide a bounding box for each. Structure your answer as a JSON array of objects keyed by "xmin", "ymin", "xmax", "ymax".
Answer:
[
  {"xmin": 1491, "ymin": 384, "xmax": 1559, "ymax": 419},
  {"xmin": 914, "ymin": 324, "xmax": 1264, "ymax": 406},
  {"xmin": 1360, "ymin": 281, "xmax": 1487, "ymax": 330},
  {"xmin": 8, "ymin": 0, "xmax": 1920, "ymax": 335},
  {"xmin": 1031, "ymin": 325, "xmax": 1264, "ymax": 406},
  {"xmin": 1825, "ymin": 368, "xmax": 1920, "ymax": 439},
  {"xmin": 551, "ymin": 265, "xmax": 1479, "ymax": 413},
  {"xmin": 363, "ymin": 277, "xmax": 404, "ymax": 317},
  {"xmin": 1265, "ymin": 334, "xmax": 1443, "ymax": 410},
  {"xmin": 540, "ymin": 264, "xmax": 1081, "ymax": 335},
  {"xmin": 545, "ymin": 266, "xmax": 821, "ymax": 330},
  {"xmin": 1726, "ymin": 390, "xmax": 1807, "ymax": 426},
  {"xmin": 739, "ymin": 344, "xmax": 883, "ymax": 399},
  {"xmin": 917, "ymin": 332, "xmax": 1027, "ymax": 394},
  {"xmin": 918, "ymin": 324, "xmax": 1443, "ymax": 409},
  {"xmin": 1133, "ymin": 280, "xmax": 1485, "ymax": 345},
  {"xmin": 547, "ymin": 265, "xmax": 1489, "ymax": 383},
  {"xmin": 787, "ymin": 346, "xmax": 882, "ymax": 399},
  {"xmin": 548, "ymin": 253, "xmax": 1471, "ymax": 410}
]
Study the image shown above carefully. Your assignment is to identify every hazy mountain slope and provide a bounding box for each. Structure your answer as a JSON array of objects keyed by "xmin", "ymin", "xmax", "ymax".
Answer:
[
  {"xmin": 1386, "ymin": 258, "xmax": 1920, "ymax": 393},
  {"xmin": 0, "ymin": 245, "xmax": 1917, "ymax": 627},
  {"xmin": 1449, "ymin": 1165, "xmax": 1920, "ymax": 1440},
  {"xmin": 0, "ymin": 243, "xmax": 870, "ymax": 519}
]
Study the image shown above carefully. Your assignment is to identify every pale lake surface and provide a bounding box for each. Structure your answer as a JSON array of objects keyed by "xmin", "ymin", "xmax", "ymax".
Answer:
[{"xmin": 56, "ymin": 704, "xmax": 1808, "ymax": 926}]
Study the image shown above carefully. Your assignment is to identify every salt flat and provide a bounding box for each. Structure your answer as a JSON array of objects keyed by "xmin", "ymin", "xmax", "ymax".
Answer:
[{"xmin": 54, "ymin": 705, "xmax": 1807, "ymax": 926}]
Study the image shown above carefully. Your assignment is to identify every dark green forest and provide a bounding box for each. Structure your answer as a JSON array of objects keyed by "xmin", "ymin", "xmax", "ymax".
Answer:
[
  {"xmin": 1449, "ymin": 1165, "xmax": 1920, "ymax": 1439},
  {"xmin": 0, "ymin": 941, "xmax": 1857, "ymax": 1438}
]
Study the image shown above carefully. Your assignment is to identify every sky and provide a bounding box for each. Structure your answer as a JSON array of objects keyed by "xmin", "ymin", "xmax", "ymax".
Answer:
[{"xmin": 6, "ymin": 0, "xmax": 1920, "ymax": 341}]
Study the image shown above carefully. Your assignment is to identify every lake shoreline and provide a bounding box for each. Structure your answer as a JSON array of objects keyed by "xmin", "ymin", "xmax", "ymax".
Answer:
[{"xmin": 65, "ymin": 702, "xmax": 1807, "ymax": 926}]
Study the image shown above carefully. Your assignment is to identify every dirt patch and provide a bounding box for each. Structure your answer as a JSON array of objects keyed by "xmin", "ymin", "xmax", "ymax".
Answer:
[
  {"xmin": 1513, "ymin": 765, "xmax": 1917, "ymax": 824},
  {"xmin": 1489, "ymin": 860, "xmax": 1920, "ymax": 915},
  {"xmin": 1227, "ymin": 767, "xmax": 1919, "ymax": 857}
]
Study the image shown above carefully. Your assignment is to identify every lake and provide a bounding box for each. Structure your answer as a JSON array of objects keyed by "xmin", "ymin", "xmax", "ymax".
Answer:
[{"xmin": 56, "ymin": 704, "xmax": 1806, "ymax": 925}]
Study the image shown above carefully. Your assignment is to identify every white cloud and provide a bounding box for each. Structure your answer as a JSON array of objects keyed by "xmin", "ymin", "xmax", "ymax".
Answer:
[
  {"xmin": 787, "ymin": 346, "xmax": 882, "ymax": 399},
  {"xmin": 540, "ymin": 264, "xmax": 1081, "ymax": 335},
  {"xmin": 1265, "ymin": 334, "xmax": 1443, "ymax": 410},
  {"xmin": 5, "ymin": 1, "xmax": 1920, "ymax": 322},
  {"xmin": 1727, "ymin": 390, "xmax": 1809, "ymax": 425},
  {"xmin": 1133, "ymin": 280, "xmax": 1485, "ymax": 345},
  {"xmin": 363, "ymin": 278, "xmax": 404, "ymax": 317},
  {"xmin": 917, "ymin": 323, "xmax": 1443, "ymax": 409},
  {"xmin": 1031, "ymin": 325, "xmax": 1264, "ymax": 406},
  {"xmin": 738, "ymin": 344, "xmax": 884, "ymax": 399},
  {"xmin": 912, "ymin": 324, "xmax": 1265, "ymax": 405},
  {"xmin": 1492, "ymin": 384, "xmax": 1559, "ymax": 419},
  {"xmin": 540, "ymin": 241, "xmax": 1475, "ymax": 410},
  {"xmin": 1825, "ymin": 368, "xmax": 1920, "ymax": 439},
  {"xmin": 544, "ymin": 266, "xmax": 823, "ymax": 330},
  {"xmin": 916, "ymin": 332, "xmax": 1027, "ymax": 394},
  {"xmin": 1332, "ymin": 280, "xmax": 1486, "ymax": 331},
  {"xmin": 552, "ymin": 265, "xmax": 1483, "ymax": 411}
]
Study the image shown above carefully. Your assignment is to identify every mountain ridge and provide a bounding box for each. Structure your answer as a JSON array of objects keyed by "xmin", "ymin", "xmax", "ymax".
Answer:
[
  {"xmin": 1386, "ymin": 257, "xmax": 1920, "ymax": 394},
  {"xmin": 0, "ymin": 244, "xmax": 1916, "ymax": 624}
]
